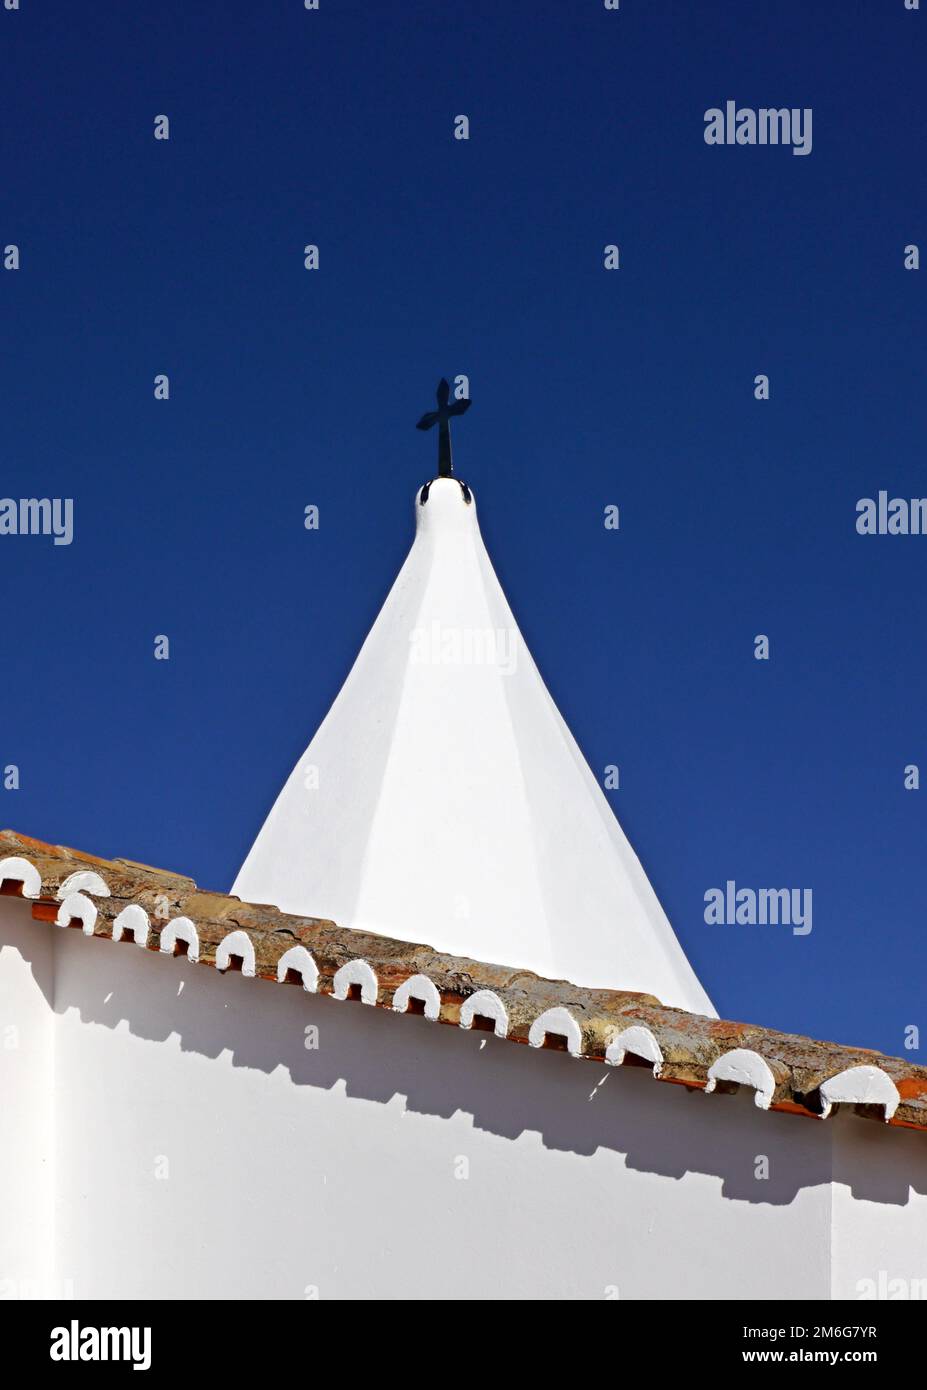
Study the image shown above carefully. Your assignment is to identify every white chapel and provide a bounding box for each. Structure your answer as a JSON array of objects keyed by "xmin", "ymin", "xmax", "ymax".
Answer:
[{"xmin": 1, "ymin": 396, "xmax": 925, "ymax": 1300}]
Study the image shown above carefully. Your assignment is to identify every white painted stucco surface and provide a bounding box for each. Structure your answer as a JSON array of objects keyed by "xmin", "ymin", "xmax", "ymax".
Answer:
[
  {"xmin": 0, "ymin": 901, "xmax": 55, "ymax": 1298},
  {"xmin": 3, "ymin": 896, "xmax": 925, "ymax": 1300}
]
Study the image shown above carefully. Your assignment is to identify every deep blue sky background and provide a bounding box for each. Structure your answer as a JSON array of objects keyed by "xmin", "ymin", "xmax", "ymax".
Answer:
[{"xmin": 2, "ymin": 1, "xmax": 925, "ymax": 1055}]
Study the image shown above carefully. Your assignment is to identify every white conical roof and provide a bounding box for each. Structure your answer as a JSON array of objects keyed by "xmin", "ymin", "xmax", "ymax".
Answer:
[{"xmin": 233, "ymin": 477, "xmax": 715, "ymax": 1015}]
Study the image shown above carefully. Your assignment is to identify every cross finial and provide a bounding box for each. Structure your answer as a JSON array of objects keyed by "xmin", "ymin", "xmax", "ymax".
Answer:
[{"xmin": 416, "ymin": 378, "xmax": 471, "ymax": 479}]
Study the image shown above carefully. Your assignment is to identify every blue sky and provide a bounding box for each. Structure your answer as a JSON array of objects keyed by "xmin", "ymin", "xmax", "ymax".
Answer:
[{"xmin": 1, "ymin": 1, "xmax": 925, "ymax": 1055}]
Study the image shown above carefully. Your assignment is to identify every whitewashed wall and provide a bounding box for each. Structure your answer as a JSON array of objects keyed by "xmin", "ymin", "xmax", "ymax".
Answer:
[
  {"xmin": 830, "ymin": 1119, "xmax": 927, "ymax": 1299},
  {"xmin": 0, "ymin": 899, "xmax": 55, "ymax": 1297},
  {"xmin": 1, "ymin": 895, "xmax": 924, "ymax": 1300}
]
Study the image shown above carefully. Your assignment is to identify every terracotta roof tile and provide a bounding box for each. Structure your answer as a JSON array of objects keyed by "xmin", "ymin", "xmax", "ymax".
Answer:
[{"xmin": 2, "ymin": 828, "xmax": 924, "ymax": 1135}]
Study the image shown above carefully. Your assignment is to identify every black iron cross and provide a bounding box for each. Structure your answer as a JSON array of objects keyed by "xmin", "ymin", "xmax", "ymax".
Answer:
[{"xmin": 416, "ymin": 378, "xmax": 471, "ymax": 477}]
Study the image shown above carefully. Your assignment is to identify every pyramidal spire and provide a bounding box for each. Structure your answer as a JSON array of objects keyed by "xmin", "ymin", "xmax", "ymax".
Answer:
[{"xmin": 233, "ymin": 389, "xmax": 715, "ymax": 1016}]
